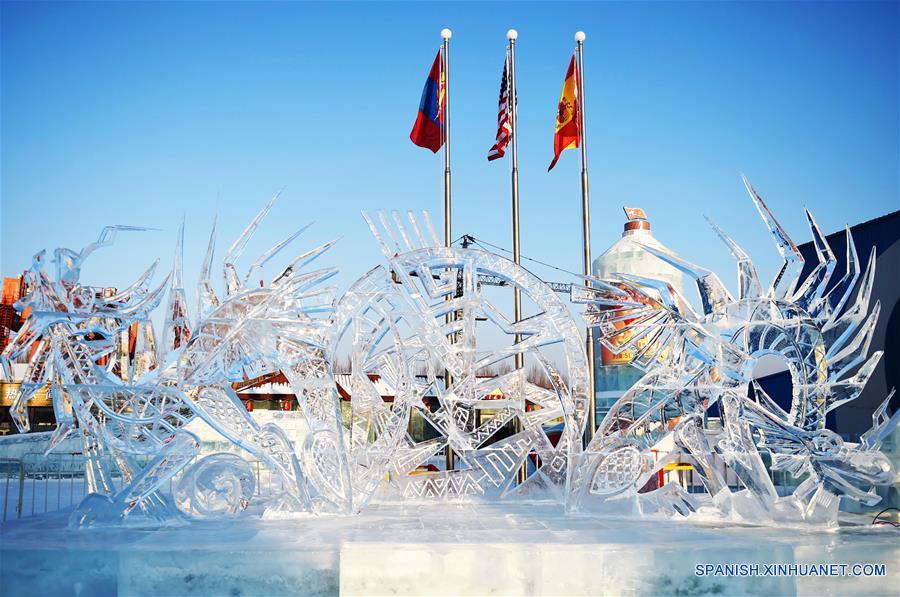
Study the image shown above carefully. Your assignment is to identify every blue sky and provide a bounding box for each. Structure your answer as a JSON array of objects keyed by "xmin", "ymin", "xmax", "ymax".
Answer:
[{"xmin": 2, "ymin": 1, "xmax": 898, "ymax": 309}]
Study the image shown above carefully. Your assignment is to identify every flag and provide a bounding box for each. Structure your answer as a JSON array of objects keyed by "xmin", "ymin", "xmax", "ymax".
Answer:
[
  {"xmin": 410, "ymin": 50, "xmax": 445, "ymax": 153},
  {"xmin": 548, "ymin": 54, "xmax": 580, "ymax": 171},
  {"xmin": 487, "ymin": 53, "xmax": 512, "ymax": 161}
]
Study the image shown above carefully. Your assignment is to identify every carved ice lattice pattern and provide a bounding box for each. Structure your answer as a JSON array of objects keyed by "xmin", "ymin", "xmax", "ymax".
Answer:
[{"xmin": 329, "ymin": 210, "xmax": 589, "ymax": 504}]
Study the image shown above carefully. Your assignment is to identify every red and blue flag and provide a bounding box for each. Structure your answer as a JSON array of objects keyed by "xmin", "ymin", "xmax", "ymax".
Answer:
[{"xmin": 410, "ymin": 50, "xmax": 445, "ymax": 153}]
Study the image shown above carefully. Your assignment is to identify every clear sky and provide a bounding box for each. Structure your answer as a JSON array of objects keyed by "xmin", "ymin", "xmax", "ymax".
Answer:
[{"xmin": 2, "ymin": 1, "xmax": 898, "ymax": 310}]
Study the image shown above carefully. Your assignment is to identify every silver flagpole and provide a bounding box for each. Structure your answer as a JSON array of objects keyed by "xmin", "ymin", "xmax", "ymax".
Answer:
[
  {"xmin": 508, "ymin": 29, "xmax": 522, "ymax": 370},
  {"xmin": 575, "ymin": 31, "xmax": 596, "ymax": 444},
  {"xmin": 440, "ymin": 28, "xmax": 455, "ymax": 472},
  {"xmin": 441, "ymin": 28, "xmax": 452, "ymax": 249},
  {"xmin": 508, "ymin": 29, "xmax": 526, "ymax": 485}
]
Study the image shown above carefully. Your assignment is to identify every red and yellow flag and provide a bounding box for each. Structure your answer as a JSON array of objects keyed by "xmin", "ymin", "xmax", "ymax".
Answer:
[{"xmin": 548, "ymin": 54, "xmax": 580, "ymax": 171}]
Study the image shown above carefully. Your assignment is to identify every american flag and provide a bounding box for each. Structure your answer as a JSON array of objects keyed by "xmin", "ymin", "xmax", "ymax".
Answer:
[{"xmin": 487, "ymin": 53, "xmax": 512, "ymax": 161}]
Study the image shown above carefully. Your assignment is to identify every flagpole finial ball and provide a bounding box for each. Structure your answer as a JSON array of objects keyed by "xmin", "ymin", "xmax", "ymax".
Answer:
[
  {"xmin": 507, "ymin": 29, "xmax": 518, "ymax": 40},
  {"xmin": 575, "ymin": 31, "xmax": 586, "ymax": 42},
  {"xmin": 441, "ymin": 28, "xmax": 452, "ymax": 40}
]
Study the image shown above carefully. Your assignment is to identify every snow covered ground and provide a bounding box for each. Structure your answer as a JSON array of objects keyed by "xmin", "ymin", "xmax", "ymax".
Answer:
[{"xmin": 1, "ymin": 502, "xmax": 897, "ymax": 596}]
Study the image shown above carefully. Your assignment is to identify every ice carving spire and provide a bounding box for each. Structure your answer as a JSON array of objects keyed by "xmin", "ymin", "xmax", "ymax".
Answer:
[
  {"xmin": 704, "ymin": 216, "xmax": 762, "ymax": 300},
  {"xmin": 790, "ymin": 209, "xmax": 836, "ymax": 310},
  {"xmin": 161, "ymin": 218, "xmax": 190, "ymax": 361},
  {"xmin": 811, "ymin": 226, "xmax": 859, "ymax": 320},
  {"xmin": 741, "ymin": 175, "xmax": 804, "ymax": 298},
  {"xmin": 197, "ymin": 216, "xmax": 219, "ymax": 318},
  {"xmin": 224, "ymin": 191, "xmax": 279, "ymax": 295},
  {"xmin": 244, "ymin": 222, "xmax": 313, "ymax": 287}
]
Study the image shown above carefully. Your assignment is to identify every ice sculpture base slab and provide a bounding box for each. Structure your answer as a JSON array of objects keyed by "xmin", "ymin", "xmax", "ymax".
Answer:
[{"xmin": 2, "ymin": 504, "xmax": 897, "ymax": 596}]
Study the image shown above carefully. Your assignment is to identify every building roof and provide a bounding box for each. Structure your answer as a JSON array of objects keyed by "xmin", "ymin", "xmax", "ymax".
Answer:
[
  {"xmin": 237, "ymin": 382, "xmax": 295, "ymax": 396},
  {"xmin": 798, "ymin": 210, "xmax": 900, "ymax": 247},
  {"xmin": 334, "ymin": 373, "xmax": 397, "ymax": 399}
]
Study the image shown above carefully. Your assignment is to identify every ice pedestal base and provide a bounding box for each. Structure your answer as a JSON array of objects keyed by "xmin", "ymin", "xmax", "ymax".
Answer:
[
  {"xmin": 1, "ymin": 503, "xmax": 896, "ymax": 596},
  {"xmin": 339, "ymin": 541, "xmax": 798, "ymax": 595}
]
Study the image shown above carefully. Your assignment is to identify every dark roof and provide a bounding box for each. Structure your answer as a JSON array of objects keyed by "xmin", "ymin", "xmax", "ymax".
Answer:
[{"xmin": 798, "ymin": 210, "xmax": 900, "ymax": 248}]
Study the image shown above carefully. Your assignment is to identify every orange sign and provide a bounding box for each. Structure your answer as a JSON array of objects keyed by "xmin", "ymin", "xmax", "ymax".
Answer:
[
  {"xmin": 0, "ymin": 383, "xmax": 52, "ymax": 408},
  {"xmin": 623, "ymin": 207, "xmax": 647, "ymax": 221}
]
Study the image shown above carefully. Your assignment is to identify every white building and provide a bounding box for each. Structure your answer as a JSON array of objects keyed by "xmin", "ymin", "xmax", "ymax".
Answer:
[{"xmin": 591, "ymin": 207, "xmax": 687, "ymax": 426}]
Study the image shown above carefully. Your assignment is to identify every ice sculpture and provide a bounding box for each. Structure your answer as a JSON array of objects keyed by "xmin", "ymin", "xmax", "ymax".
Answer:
[
  {"xmin": 0, "ymin": 197, "xmax": 350, "ymax": 525},
  {"xmin": 1, "ymin": 179, "xmax": 895, "ymax": 528},
  {"xmin": 329, "ymin": 211, "xmax": 589, "ymax": 505},
  {"xmin": 571, "ymin": 176, "xmax": 897, "ymax": 524}
]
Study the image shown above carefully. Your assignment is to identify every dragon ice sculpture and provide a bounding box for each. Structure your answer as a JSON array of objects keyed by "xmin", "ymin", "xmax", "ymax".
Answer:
[
  {"xmin": 0, "ymin": 196, "xmax": 352, "ymax": 525},
  {"xmin": 1, "ymin": 179, "xmax": 896, "ymax": 528},
  {"xmin": 571, "ymin": 177, "xmax": 898, "ymax": 524}
]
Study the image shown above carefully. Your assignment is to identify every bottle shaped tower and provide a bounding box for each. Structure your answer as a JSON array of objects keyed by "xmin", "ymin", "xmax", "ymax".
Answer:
[{"xmin": 591, "ymin": 207, "xmax": 687, "ymax": 426}]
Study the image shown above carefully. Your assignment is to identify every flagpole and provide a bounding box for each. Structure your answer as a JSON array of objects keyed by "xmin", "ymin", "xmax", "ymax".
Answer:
[
  {"xmin": 508, "ymin": 29, "xmax": 522, "ymax": 370},
  {"xmin": 440, "ymin": 28, "xmax": 456, "ymax": 472},
  {"xmin": 508, "ymin": 29, "xmax": 527, "ymax": 485},
  {"xmin": 441, "ymin": 28, "xmax": 452, "ymax": 249},
  {"xmin": 575, "ymin": 31, "xmax": 596, "ymax": 444}
]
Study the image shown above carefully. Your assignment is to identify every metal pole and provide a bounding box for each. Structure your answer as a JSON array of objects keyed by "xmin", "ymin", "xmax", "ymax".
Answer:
[
  {"xmin": 441, "ymin": 28, "xmax": 452, "ymax": 249},
  {"xmin": 575, "ymin": 31, "xmax": 596, "ymax": 444},
  {"xmin": 508, "ymin": 30, "xmax": 522, "ymax": 370},
  {"xmin": 441, "ymin": 28, "xmax": 455, "ymax": 472},
  {"xmin": 508, "ymin": 29, "xmax": 527, "ymax": 485},
  {"xmin": 17, "ymin": 460, "xmax": 24, "ymax": 519},
  {"xmin": 3, "ymin": 467, "xmax": 9, "ymax": 522}
]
